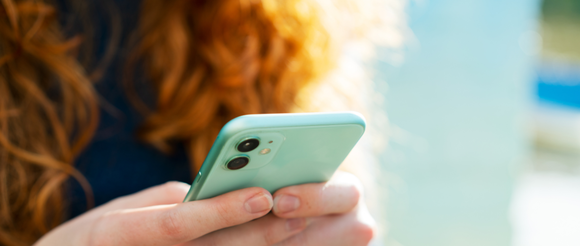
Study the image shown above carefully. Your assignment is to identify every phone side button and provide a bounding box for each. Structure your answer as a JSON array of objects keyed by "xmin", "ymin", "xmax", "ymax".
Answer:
[{"xmin": 195, "ymin": 172, "xmax": 202, "ymax": 183}]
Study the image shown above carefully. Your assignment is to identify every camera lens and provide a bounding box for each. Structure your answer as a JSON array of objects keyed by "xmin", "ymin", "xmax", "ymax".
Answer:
[
  {"xmin": 227, "ymin": 156, "xmax": 249, "ymax": 170},
  {"xmin": 237, "ymin": 138, "xmax": 260, "ymax": 152}
]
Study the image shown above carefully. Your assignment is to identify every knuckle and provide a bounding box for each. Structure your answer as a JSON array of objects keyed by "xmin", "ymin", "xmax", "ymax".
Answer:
[
  {"xmin": 255, "ymin": 214, "xmax": 282, "ymax": 245},
  {"xmin": 212, "ymin": 200, "xmax": 237, "ymax": 225},
  {"xmin": 337, "ymin": 171, "xmax": 365, "ymax": 191},
  {"xmin": 342, "ymin": 172, "xmax": 364, "ymax": 199},
  {"xmin": 159, "ymin": 209, "xmax": 187, "ymax": 240},
  {"xmin": 88, "ymin": 219, "xmax": 106, "ymax": 246},
  {"xmin": 88, "ymin": 235, "xmax": 109, "ymax": 246},
  {"xmin": 291, "ymin": 233, "xmax": 309, "ymax": 246},
  {"xmin": 325, "ymin": 172, "xmax": 364, "ymax": 213},
  {"xmin": 160, "ymin": 181, "xmax": 189, "ymax": 198},
  {"xmin": 351, "ymin": 221, "xmax": 375, "ymax": 245},
  {"xmin": 162, "ymin": 181, "xmax": 187, "ymax": 189},
  {"xmin": 280, "ymin": 232, "xmax": 308, "ymax": 246},
  {"xmin": 346, "ymin": 184, "xmax": 362, "ymax": 208},
  {"xmin": 88, "ymin": 213, "xmax": 117, "ymax": 246},
  {"xmin": 261, "ymin": 229, "xmax": 278, "ymax": 246},
  {"xmin": 106, "ymin": 195, "xmax": 131, "ymax": 208}
]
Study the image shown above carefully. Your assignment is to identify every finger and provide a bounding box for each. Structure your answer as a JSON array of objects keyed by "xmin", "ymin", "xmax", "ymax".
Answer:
[
  {"xmin": 274, "ymin": 204, "xmax": 375, "ymax": 246},
  {"xmin": 272, "ymin": 171, "xmax": 361, "ymax": 218},
  {"xmin": 69, "ymin": 181, "xmax": 190, "ymax": 224},
  {"xmin": 89, "ymin": 187, "xmax": 273, "ymax": 246},
  {"xmin": 81, "ymin": 181, "xmax": 191, "ymax": 221},
  {"xmin": 190, "ymin": 213, "xmax": 308, "ymax": 246},
  {"xmin": 105, "ymin": 181, "xmax": 190, "ymax": 209}
]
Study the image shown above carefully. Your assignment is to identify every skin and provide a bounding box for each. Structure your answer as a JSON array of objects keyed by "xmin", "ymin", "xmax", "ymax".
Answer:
[{"xmin": 35, "ymin": 171, "xmax": 375, "ymax": 246}]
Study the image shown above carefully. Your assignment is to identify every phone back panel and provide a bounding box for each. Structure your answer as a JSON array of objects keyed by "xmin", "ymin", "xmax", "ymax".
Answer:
[{"xmin": 183, "ymin": 112, "xmax": 365, "ymax": 201}]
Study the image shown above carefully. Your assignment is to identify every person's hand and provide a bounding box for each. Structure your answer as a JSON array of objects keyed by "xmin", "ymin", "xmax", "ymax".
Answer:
[
  {"xmin": 194, "ymin": 171, "xmax": 376, "ymax": 246},
  {"xmin": 34, "ymin": 182, "xmax": 280, "ymax": 246},
  {"xmin": 36, "ymin": 171, "xmax": 375, "ymax": 246}
]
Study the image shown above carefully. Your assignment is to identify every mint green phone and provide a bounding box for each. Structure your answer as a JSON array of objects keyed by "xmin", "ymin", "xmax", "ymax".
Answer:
[{"xmin": 183, "ymin": 111, "xmax": 365, "ymax": 202}]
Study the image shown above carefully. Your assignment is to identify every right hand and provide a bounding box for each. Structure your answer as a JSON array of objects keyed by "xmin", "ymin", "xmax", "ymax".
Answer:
[{"xmin": 34, "ymin": 182, "xmax": 306, "ymax": 246}]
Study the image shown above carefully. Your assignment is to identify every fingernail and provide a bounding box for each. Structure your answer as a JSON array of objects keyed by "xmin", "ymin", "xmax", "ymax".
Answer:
[
  {"xmin": 245, "ymin": 192, "xmax": 273, "ymax": 214},
  {"xmin": 286, "ymin": 218, "xmax": 308, "ymax": 232},
  {"xmin": 274, "ymin": 195, "xmax": 300, "ymax": 213}
]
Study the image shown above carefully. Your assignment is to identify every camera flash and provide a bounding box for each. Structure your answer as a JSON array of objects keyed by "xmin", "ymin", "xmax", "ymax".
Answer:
[{"xmin": 259, "ymin": 148, "xmax": 271, "ymax": 155}]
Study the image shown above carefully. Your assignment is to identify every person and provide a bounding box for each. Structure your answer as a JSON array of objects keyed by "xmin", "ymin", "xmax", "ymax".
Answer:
[{"xmin": 0, "ymin": 0, "xmax": 401, "ymax": 245}]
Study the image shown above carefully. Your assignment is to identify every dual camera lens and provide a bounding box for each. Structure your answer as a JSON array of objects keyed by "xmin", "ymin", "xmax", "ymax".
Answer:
[
  {"xmin": 237, "ymin": 139, "xmax": 260, "ymax": 152},
  {"xmin": 226, "ymin": 156, "xmax": 249, "ymax": 170},
  {"xmin": 226, "ymin": 138, "xmax": 260, "ymax": 170}
]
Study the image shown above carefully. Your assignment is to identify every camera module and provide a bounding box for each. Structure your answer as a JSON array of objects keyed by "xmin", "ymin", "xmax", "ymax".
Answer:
[
  {"xmin": 226, "ymin": 156, "xmax": 250, "ymax": 170},
  {"xmin": 237, "ymin": 138, "xmax": 260, "ymax": 152}
]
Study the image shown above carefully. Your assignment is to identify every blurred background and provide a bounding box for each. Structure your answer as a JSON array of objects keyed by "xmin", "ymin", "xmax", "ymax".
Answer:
[{"xmin": 374, "ymin": 0, "xmax": 580, "ymax": 245}]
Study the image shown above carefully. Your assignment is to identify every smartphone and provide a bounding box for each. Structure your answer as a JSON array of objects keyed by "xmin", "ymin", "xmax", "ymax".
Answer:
[{"xmin": 183, "ymin": 111, "xmax": 366, "ymax": 202}]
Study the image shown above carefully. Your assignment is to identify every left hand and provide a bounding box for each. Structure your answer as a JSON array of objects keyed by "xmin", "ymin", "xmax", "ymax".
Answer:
[{"xmin": 192, "ymin": 171, "xmax": 376, "ymax": 246}]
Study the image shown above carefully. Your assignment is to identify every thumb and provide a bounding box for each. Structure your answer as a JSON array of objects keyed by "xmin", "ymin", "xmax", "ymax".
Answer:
[{"xmin": 88, "ymin": 187, "xmax": 273, "ymax": 246}]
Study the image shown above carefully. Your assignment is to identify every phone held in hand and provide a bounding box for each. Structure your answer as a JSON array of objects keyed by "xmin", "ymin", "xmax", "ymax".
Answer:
[{"xmin": 183, "ymin": 111, "xmax": 366, "ymax": 202}]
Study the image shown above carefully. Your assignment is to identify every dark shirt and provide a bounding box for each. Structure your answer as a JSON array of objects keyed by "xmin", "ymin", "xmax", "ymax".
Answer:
[{"xmin": 64, "ymin": 0, "xmax": 192, "ymax": 219}]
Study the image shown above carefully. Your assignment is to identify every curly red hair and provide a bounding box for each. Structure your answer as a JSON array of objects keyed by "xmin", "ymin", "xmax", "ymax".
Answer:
[{"xmin": 129, "ymin": 0, "xmax": 336, "ymax": 169}]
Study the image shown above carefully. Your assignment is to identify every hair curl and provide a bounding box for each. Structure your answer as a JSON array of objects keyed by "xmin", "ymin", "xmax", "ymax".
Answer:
[{"xmin": 129, "ymin": 0, "xmax": 335, "ymax": 169}]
